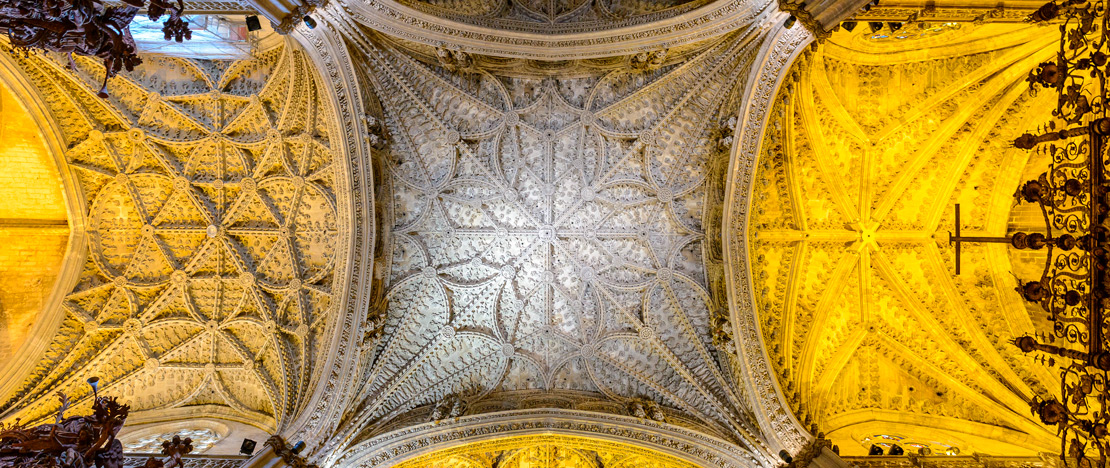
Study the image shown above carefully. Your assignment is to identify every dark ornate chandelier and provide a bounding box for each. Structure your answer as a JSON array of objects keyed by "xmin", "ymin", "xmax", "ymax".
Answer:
[
  {"xmin": 1006, "ymin": 0, "xmax": 1110, "ymax": 465},
  {"xmin": 0, "ymin": 378, "xmax": 193, "ymax": 468},
  {"xmin": 0, "ymin": 0, "xmax": 191, "ymax": 97}
]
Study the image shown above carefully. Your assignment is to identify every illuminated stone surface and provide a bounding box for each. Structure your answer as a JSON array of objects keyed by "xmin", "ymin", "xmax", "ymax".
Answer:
[
  {"xmin": 0, "ymin": 81, "xmax": 69, "ymax": 365},
  {"xmin": 748, "ymin": 24, "xmax": 1062, "ymax": 456},
  {"xmin": 0, "ymin": 40, "xmax": 349, "ymax": 434},
  {"xmin": 390, "ymin": 434, "xmax": 701, "ymax": 468}
]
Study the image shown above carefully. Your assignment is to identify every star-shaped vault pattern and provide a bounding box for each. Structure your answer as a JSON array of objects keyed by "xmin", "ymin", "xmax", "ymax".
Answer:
[
  {"xmin": 341, "ymin": 28, "xmax": 762, "ymax": 444},
  {"xmin": 0, "ymin": 40, "xmax": 346, "ymax": 432},
  {"xmin": 748, "ymin": 25, "xmax": 1060, "ymax": 455}
]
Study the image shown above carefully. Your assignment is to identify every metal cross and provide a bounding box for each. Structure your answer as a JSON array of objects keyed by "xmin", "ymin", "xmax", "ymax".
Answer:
[{"xmin": 949, "ymin": 204, "xmax": 1014, "ymax": 275}]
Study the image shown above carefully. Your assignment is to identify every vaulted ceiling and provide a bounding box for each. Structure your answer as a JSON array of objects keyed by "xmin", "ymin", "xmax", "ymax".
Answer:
[
  {"xmin": 749, "ymin": 23, "xmax": 1061, "ymax": 455},
  {"xmin": 334, "ymin": 23, "xmax": 765, "ymax": 448},
  {"xmin": 0, "ymin": 38, "xmax": 351, "ymax": 434},
  {"xmin": 0, "ymin": 0, "xmax": 1071, "ymax": 464}
]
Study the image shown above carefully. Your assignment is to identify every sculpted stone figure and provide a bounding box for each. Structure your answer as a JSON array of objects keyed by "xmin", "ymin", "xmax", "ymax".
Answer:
[
  {"xmin": 627, "ymin": 398, "xmax": 666, "ymax": 422},
  {"xmin": 430, "ymin": 395, "xmax": 467, "ymax": 424},
  {"xmin": 630, "ymin": 49, "xmax": 668, "ymax": 71},
  {"xmin": 435, "ymin": 46, "xmax": 474, "ymax": 72}
]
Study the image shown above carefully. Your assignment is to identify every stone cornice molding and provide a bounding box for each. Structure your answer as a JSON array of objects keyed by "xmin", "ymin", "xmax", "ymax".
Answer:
[
  {"xmin": 336, "ymin": 409, "xmax": 769, "ymax": 468},
  {"xmin": 333, "ymin": 0, "xmax": 776, "ymax": 60},
  {"xmin": 722, "ymin": 18, "xmax": 814, "ymax": 455},
  {"xmin": 0, "ymin": 43, "xmax": 88, "ymax": 409},
  {"xmin": 276, "ymin": 23, "xmax": 376, "ymax": 449}
]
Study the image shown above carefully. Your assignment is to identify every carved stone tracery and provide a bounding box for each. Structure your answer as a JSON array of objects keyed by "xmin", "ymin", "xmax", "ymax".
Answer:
[
  {"xmin": 305, "ymin": 19, "xmax": 787, "ymax": 461},
  {"xmin": 394, "ymin": 0, "xmax": 713, "ymax": 32},
  {"xmin": 327, "ymin": 0, "xmax": 776, "ymax": 61},
  {"xmin": 738, "ymin": 24, "xmax": 1064, "ymax": 455},
  {"xmin": 0, "ymin": 38, "xmax": 351, "ymax": 436}
]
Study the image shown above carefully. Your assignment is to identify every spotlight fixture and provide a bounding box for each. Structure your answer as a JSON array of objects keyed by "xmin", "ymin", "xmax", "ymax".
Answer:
[
  {"xmin": 240, "ymin": 439, "xmax": 257, "ymax": 456},
  {"xmin": 868, "ymin": 444, "xmax": 885, "ymax": 456},
  {"xmin": 303, "ymin": 15, "xmax": 317, "ymax": 29},
  {"xmin": 869, "ymin": 22, "xmax": 884, "ymax": 33},
  {"xmin": 246, "ymin": 15, "xmax": 262, "ymax": 31},
  {"xmin": 784, "ymin": 15, "xmax": 797, "ymax": 28},
  {"xmin": 919, "ymin": 447, "xmax": 933, "ymax": 456},
  {"xmin": 887, "ymin": 22, "xmax": 903, "ymax": 31},
  {"xmin": 778, "ymin": 450, "xmax": 793, "ymax": 463},
  {"xmin": 842, "ymin": 21, "xmax": 857, "ymax": 32},
  {"xmin": 87, "ymin": 376, "xmax": 100, "ymax": 399},
  {"xmin": 291, "ymin": 441, "xmax": 307, "ymax": 454},
  {"xmin": 889, "ymin": 444, "xmax": 905, "ymax": 456}
]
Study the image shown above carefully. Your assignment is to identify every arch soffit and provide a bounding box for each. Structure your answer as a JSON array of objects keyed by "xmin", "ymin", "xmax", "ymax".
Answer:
[
  {"xmin": 722, "ymin": 20, "xmax": 814, "ymax": 455},
  {"xmin": 0, "ymin": 46, "xmax": 89, "ymax": 406},
  {"xmin": 279, "ymin": 24, "xmax": 377, "ymax": 444},
  {"xmin": 336, "ymin": 409, "xmax": 764, "ymax": 468},
  {"xmin": 331, "ymin": 0, "xmax": 776, "ymax": 60}
]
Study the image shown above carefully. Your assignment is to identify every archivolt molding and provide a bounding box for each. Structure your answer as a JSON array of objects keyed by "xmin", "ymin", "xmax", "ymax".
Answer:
[
  {"xmin": 722, "ymin": 19, "xmax": 813, "ymax": 456},
  {"xmin": 329, "ymin": 0, "xmax": 777, "ymax": 60},
  {"xmin": 275, "ymin": 24, "xmax": 377, "ymax": 449},
  {"xmin": 0, "ymin": 46, "xmax": 89, "ymax": 408},
  {"xmin": 336, "ymin": 409, "xmax": 764, "ymax": 468},
  {"xmin": 368, "ymin": 32, "xmax": 726, "ymax": 79},
  {"xmin": 0, "ymin": 37, "xmax": 353, "ymax": 435}
]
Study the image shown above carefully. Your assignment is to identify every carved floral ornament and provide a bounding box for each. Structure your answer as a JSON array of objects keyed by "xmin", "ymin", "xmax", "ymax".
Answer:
[{"xmin": 0, "ymin": 35, "xmax": 354, "ymax": 439}]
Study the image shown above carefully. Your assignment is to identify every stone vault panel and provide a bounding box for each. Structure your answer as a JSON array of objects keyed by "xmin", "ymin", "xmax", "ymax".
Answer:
[
  {"xmin": 344, "ymin": 28, "xmax": 764, "ymax": 444},
  {"xmin": 0, "ymin": 39, "xmax": 349, "ymax": 432},
  {"xmin": 747, "ymin": 25, "xmax": 1060, "ymax": 455}
]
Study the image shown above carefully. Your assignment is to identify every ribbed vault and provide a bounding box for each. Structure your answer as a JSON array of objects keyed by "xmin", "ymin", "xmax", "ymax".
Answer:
[
  {"xmin": 0, "ymin": 37, "xmax": 351, "ymax": 434},
  {"xmin": 749, "ymin": 23, "xmax": 1062, "ymax": 455},
  {"xmin": 305, "ymin": 17, "xmax": 784, "ymax": 461}
]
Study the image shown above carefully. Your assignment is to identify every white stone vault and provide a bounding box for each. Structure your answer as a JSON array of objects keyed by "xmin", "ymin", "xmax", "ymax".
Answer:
[{"xmin": 288, "ymin": 14, "xmax": 807, "ymax": 461}]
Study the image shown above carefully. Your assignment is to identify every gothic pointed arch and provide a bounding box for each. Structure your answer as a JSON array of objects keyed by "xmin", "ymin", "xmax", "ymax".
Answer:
[
  {"xmin": 337, "ymin": 410, "xmax": 763, "ymax": 468},
  {"xmin": 0, "ymin": 43, "xmax": 88, "ymax": 406}
]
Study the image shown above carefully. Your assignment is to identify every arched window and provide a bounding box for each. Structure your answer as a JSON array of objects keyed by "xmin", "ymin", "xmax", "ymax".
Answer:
[{"xmin": 130, "ymin": 15, "xmax": 261, "ymax": 59}]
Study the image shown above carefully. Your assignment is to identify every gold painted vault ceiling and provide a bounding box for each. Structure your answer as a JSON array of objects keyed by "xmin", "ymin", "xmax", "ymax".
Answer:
[{"xmin": 750, "ymin": 23, "xmax": 1063, "ymax": 456}]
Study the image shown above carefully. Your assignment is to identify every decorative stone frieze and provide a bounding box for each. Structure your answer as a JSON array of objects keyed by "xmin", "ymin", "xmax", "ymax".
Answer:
[
  {"xmin": 336, "ymin": 409, "xmax": 765, "ymax": 468},
  {"xmin": 328, "ymin": 0, "xmax": 776, "ymax": 60}
]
